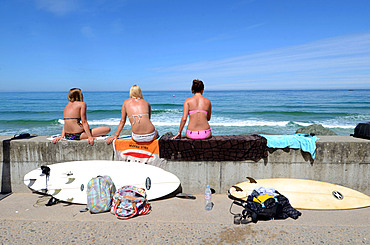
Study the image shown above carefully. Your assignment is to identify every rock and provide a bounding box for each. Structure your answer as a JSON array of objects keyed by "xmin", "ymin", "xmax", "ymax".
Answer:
[
  {"xmin": 296, "ymin": 124, "xmax": 337, "ymax": 136},
  {"xmin": 163, "ymin": 132, "xmax": 174, "ymax": 137}
]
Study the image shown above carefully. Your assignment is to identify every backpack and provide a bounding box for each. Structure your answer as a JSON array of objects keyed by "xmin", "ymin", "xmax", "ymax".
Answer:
[
  {"xmin": 86, "ymin": 175, "xmax": 116, "ymax": 214},
  {"xmin": 229, "ymin": 187, "xmax": 301, "ymax": 224},
  {"xmin": 246, "ymin": 191, "xmax": 281, "ymax": 223},
  {"xmin": 352, "ymin": 122, "xmax": 370, "ymax": 140},
  {"xmin": 111, "ymin": 185, "xmax": 151, "ymax": 220}
]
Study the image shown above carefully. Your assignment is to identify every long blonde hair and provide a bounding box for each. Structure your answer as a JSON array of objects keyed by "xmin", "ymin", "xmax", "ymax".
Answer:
[{"xmin": 129, "ymin": 85, "xmax": 143, "ymax": 99}]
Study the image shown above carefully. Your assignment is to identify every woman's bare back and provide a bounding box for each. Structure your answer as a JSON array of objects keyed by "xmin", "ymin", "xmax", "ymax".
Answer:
[
  {"xmin": 124, "ymin": 98, "xmax": 155, "ymax": 134},
  {"xmin": 63, "ymin": 101, "xmax": 84, "ymax": 134},
  {"xmin": 186, "ymin": 95, "xmax": 211, "ymax": 131}
]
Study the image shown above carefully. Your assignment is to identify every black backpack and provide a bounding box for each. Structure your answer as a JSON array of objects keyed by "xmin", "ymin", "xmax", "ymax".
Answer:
[
  {"xmin": 245, "ymin": 193, "xmax": 280, "ymax": 222},
  {"xmin": 229, "ymin": 189, "xmax": 301, "ymax": 224},
  {"xmin": 351, "ymin": 122, "xmax": 370, "ymax": 140}
]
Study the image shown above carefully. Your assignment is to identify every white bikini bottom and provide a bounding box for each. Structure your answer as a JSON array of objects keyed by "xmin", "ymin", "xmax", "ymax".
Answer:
[{"xmin": 131, "ymin": 130, "xmax": 157, "ymax": 142}]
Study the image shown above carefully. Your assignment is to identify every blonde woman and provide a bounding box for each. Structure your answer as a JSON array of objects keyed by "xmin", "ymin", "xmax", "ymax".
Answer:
[
  {"xmin": 106, "ymin": 85, "xmax": 158, "ymax": 144},
  {"xmin": 52, "ymin": 88, "xmax": 111, "ymax": 145}
]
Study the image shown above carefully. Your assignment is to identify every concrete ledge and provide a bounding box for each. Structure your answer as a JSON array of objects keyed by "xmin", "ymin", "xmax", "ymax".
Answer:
[{"xmin": 1, "ymin": 135, "xmax": 369, "ymax": 195}]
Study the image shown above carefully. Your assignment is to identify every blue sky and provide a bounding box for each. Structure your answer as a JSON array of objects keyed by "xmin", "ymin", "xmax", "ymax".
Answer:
[{"xmin": 0, "ymin": 0, "xmax": 369, "ymax": 91}]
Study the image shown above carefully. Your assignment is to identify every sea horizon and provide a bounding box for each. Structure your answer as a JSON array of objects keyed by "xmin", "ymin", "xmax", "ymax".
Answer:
[
  {"xmin": 0, "ymin": 89, "xmax": 369, "ymax": 137},
  {"xmin": 1, "ymin": 88, "xmax": 369, "ymax": 93}
]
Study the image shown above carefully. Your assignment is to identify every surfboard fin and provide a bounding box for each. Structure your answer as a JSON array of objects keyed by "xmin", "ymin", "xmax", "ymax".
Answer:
[
  {"xmin": 51, "ymin": 189, "xmax": 62, "ymax": 196},
  {"xmin": 231, "ymin": 185, "xmax": 244, "ymax": 192},
  {"xmin": 27, "ymin": 179, "xmax": 36, "ymax": 187},
  {"xmin": 246, "ymin": 177, "xmax": 257, "ymax": 183},
  {"xmin": 65, "ymin": 178, "xmax": 75, "ymax": 184}
]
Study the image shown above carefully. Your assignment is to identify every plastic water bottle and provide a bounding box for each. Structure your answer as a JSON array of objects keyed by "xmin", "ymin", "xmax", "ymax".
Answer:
[{"xmin": 205, "ymin": 185, "xmax": 212, "ymax": 211}]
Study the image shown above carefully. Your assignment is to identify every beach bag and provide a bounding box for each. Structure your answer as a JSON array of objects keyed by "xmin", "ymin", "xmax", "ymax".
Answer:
[
  {"xmin": 111, "ymin": 185, "xmax": 151, "ymax": 220},
  {"xmin": 244, "ymin": 188, "xmax": 300, "ymax": 223},
  {"xmin": 86, "ymin": 175, "xmax": 116, "ymax": 214},
  {"xmin": 229, "ymin": 184, "xmax": 301, "ymax": 224},
  {"xmin": 246, "ymin": 193, "xmax": 281, "ymax": 223},
  {"xmin": 352, "ymin": 122, "xmax": 370, "ymax": 140}
]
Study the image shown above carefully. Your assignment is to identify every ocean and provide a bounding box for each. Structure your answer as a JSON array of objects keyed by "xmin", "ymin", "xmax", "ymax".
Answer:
[{"xmin": 0, "ymin": 90, "xmax": 369, "ymax": 137}]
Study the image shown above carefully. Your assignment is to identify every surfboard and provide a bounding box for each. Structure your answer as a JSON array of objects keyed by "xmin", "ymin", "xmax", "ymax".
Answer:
[
  {"xmin": 228, "ymin": 178, "xmax": 370, "ymax": 210},
  {"xmin": 24, "ymin": 160, "xmax": 181, "ymax": 204}
]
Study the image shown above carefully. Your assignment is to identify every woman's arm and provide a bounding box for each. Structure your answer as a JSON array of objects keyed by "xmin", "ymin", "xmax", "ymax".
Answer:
[
  {"xmin": 53, "ymin": 105, "xmax": 67, "ymax": 143},
  {"xmin": 80, "ymin": 102, "xmax": 94, "ymax": 145},
  {"xmin": 148, "ymin": 103, "xmax": 152, "ymax": 119},
  {"xmin": 106, "ymin": 102, "xmax": 127, "ymax": 144},
  {"xmin": 52, "ymin": 125, "xmax": 65, "ymax": 143},
  {"xmin": 171, "ymin": 100, "xmax": 189, "ymax": 139},
  {"xmin": 207, "ymin": 102, "xmax": 212, "ymax": 121}
]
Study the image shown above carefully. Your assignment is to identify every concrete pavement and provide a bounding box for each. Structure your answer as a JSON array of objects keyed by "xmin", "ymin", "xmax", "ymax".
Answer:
[{"xmin": 0, "ymin": 193, "xmax": 369, "ymax": 244}]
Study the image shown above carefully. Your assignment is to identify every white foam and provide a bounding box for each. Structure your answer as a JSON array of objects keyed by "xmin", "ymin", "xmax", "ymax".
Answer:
[
  {"xmin": 292, "ymin": 122, "xmax": 312, "ymax": 127},
  {"xmin": 293, "ymin": 121, "xmax": 356, "ymax": 129},
  {"xmin": 210, "ymin": 120, "xmax": 290, "ymax": 127},
  {"xmin": 151, "ymin": 118, "xmax": 290, "ymax": 127},
  {"xmin": 153, "ymin": 121, "xmax": 183, "ymax": 126},
  {"xmin": 89, "ymin": 118, "xmax": 121, "ymax": 126},
  {"xmin": 321, "ymin": 124, "xmax": 355, "ymax": 129},
  {"xmin": 58, "ymin": 118, "xmax": 121, "ymax": 126},
  {"xmin": 58, "ymin": 117, "xmax": 358, "ymax": 129}
]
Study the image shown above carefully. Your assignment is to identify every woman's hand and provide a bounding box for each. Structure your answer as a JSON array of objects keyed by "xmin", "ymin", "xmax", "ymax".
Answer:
[
  {"xmin": 171, "ymin": 132, "xmax": 181, "ymax": 140},
  {"xmin": 52, "ymin": 136, "xmax": 62, "ymax": 143},
  {"xmin": 106, "ymin": 135, "xmax": 118, "ymax": 145},
  {"xmin": 87, "ymin": 136, "xmax": 95, "ymax": 145}
]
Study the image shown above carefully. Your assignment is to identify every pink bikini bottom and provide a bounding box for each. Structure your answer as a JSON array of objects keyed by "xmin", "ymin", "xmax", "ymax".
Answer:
[{"xmin": 186, "ymin": 129, "xmax": 211, "ymax": 140}]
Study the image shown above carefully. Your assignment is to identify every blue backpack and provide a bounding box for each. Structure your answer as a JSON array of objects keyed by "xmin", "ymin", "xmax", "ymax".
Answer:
[{"xmin": 86, "ymin": 176, "xmax": 116, "ymax": 213}]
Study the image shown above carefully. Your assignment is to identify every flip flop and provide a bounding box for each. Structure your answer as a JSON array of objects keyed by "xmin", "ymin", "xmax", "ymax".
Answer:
[
  {"xmin": 175, "ymin": 193, "xmax": 196, "ymax": 199},
  {"xmin": 12, "ymin": 133, "xmax": 31, "ymax": 139}
]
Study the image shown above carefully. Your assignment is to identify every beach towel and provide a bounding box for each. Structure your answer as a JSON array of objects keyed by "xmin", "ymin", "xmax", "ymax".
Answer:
[
  {"xmin": 113, "ymin": 137, "xmax": 164, "ymax": 167},
  {"xmin": 260, "ymin": 134, "xmax": 319, "ymax": 159},
  {"xmin": 47, "ymin": 134, "xmax": 110, "ymax": 141},
  {"xmin": 159, "ymin": 135, "xmax": 268, "ymax": 161}
]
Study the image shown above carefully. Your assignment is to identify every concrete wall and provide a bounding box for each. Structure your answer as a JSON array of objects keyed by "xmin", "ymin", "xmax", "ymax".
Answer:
[{"xmin": 1, "ymin": 136, "xmax": 369, "ymax": 195}]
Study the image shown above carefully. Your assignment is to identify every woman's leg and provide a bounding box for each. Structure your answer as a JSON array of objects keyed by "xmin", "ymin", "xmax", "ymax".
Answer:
[{"xmin": 80, "ymin": 126, "xmax": 111, "ymax": 139}]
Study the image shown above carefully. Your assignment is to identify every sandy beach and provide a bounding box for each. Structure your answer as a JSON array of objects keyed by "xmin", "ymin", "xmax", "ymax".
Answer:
[{"xmin": 0, "ymin": 193, "xmax": 368, "ymax": 244}]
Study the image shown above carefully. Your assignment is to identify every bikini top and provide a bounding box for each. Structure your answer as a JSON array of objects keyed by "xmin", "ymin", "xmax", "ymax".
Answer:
[
  {"xmin": 188, "ymin": 110, "xmax": 208, "ymax": 115},
  {"xmin": 64, "ymin": 118, "xmax": 82, "ymax": 125},
  {"xmin": 128, "ymin": 113, "xmax": 149, "ymax": 125},
  {"xmin": 128, "ymin": 98, "xmax": 150, "ymax": 125},
  {"xmin": 64, "ymin": 117, "xmax": 81, "ymax": 121}
]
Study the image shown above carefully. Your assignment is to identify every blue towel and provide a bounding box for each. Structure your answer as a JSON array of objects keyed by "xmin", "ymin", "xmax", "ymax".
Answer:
[{"xmin": 260, "ymin": 134, "xmax": 319, "ymax": 159}]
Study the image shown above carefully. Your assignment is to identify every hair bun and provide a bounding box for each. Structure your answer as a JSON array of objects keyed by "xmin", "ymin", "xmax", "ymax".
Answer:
[{"xmin": 191, "ymin": 79, "xmax": 204, "ymax": 93}]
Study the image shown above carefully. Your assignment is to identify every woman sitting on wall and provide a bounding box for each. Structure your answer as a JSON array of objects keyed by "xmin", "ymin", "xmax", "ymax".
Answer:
[
  {"xmin": 172, "ymin": 79, "xmax": 212, "ymax": 140},
  {"xmin": 52, "ymin": 88, "xmax": 111, "ymax": 145},
  {"xmin": 106, "ymin": 85, "xmax": 158, "ymax": 144}
]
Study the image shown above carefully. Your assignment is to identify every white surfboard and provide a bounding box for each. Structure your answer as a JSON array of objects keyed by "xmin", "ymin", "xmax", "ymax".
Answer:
[
  {"xmin": 228, "ymin": 178, "xmax": 370, "ymax": 210},
  {"xmin": 24, "ymin": 160, "xmax": 181, "ymax": 204}
]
